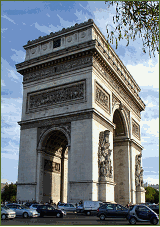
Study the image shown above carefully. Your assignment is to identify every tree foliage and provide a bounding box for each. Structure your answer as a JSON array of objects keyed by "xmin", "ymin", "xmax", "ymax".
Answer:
[
  {"xmin": 1, "ymin": 183, "xmax": 17, "ymax": 203},
  {"xmin": 105, "ymin": 1, "xmax": 159, "ymax": 57},
  {"xmin": 145, "ymin": 186, "xmax": 159, "ymax": 204}
]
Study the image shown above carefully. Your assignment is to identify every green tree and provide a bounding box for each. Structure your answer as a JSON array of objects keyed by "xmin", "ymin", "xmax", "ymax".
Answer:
[
  {"xmin": 1, "ymin": 183, "xmax": 17, "ymax": 203},
  {"xmin": 105, "ymin": 1, "xmax": 159, "ymax": 57},
  {"xmin": 145, "ymin": 186, "xmax": 159, "ymax": 204}
]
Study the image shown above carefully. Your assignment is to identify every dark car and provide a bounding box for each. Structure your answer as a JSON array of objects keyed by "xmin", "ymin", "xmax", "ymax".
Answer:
[
  {"xmin": 36, "ymin": 204, "xmax": 66, "ymax": 218},
  {"xmin": 127, "ymin": 205, "xmax": 159, "ymax": 225},
  {"xmin": 97, "ymin": 203, "xmax": 129, "ymax": 220},
  {"xmin": 148, "ymin": 205, "xmax": 159, "ymax": 215}
]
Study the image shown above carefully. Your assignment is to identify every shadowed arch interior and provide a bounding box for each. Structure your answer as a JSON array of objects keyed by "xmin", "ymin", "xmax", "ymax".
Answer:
[
  {"xmin": 42, "ymin": 130, "xmax": 68, "ymax": 154},
  {"xmin": 41, "ymin": 130, "xmax": 68, "ymax": 203},
  {"xmin": 113, "ymin": 109, "xmax": 125, "ymax": 137}
]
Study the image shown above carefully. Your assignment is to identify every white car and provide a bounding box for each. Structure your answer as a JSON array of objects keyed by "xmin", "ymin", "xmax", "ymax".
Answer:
[
  {"xmin": 58, "ymin": 203, "xmax": 76, "ymax": 212},
  {"xmin": 6, "ymin": 204, "xmax": 39, "ymax": 218},
  {"xmin": 1, "ymin": 206, "xmax": 16, "ymax": 220}
]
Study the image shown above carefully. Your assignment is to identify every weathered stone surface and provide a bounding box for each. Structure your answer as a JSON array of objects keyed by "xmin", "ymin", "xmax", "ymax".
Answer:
[{"xmin": 16, "ymin": 19, "xmax": 145, "ymax": 205}]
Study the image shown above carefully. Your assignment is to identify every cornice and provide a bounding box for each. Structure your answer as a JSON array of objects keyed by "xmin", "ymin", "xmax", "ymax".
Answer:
[
  {"xmin": 92, "ymin": 44, "xmax": 145, "ymax": 111},
  {"xmin": 23, "ymin": 19, "xmax": 94, "ymax": 48},
  {"xmin": 18, "ymin": 108, "xmax": 115, "ymax": 131},
  {"xmin": 113, "ymin": 137, "xmax": 143, "ymax": 150},
  {"xmin": 16, "ymin": 40, "xmax": 96, "ymax": 73}
]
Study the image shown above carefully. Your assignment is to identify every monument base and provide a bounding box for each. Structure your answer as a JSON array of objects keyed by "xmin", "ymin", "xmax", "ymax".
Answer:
[
  {"xmin": 98, "ymin": 177, "xmax": 116, "ymax": 202},
  {"xmin": 136, "ymin": 186, "xmax": 146, "ymax": 204}
]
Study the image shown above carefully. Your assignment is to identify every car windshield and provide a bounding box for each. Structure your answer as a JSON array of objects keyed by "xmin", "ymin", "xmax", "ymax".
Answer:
[
  {"xmin": 20, "ymin": 205, "xmax": 29, "ymax": 209},
  {"xmin": 2, "ymin": 206, "xmax": 10, "ymax": 210}
]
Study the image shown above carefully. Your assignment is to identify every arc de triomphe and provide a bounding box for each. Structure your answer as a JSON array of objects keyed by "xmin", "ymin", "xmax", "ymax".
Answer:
[{"xmin": 16, "ymin": 19, "xmax": 145, "ymax": 205}]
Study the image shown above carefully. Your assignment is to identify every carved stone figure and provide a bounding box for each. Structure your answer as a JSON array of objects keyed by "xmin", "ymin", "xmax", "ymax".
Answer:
[
  {"xmin": 135, "ymin": 154, "xmax": 144, "ymax": 187},
  {"xmin": 98, "ymin": 130, "xmax": 113, "ymax": 180}
]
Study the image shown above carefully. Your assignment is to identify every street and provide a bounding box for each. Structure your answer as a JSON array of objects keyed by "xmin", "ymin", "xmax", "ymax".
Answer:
[{"xmin": 1, "ymin": 213, "xmax": 152, "ymax": 225}]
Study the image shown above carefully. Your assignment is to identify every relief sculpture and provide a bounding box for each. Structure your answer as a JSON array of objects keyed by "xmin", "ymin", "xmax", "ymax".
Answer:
[
  {"xmin": 98, "ymin": 130, "xmax": 113, "ymax": 180},
  {"xmin": 28, "ymin": 80, "xmax": 85, "ymax": 111},
  {"xmin": 95, "ymin": 82, "xmax": 110, "ymax": 113},
  {"xmin": 135, "ymin": 154, "xmax": 144, "ymax": 187}
]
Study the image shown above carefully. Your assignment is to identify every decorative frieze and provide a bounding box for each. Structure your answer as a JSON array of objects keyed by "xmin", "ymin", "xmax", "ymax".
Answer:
[
  {"xmin": 95, "ymin": 82, "xmax": 110, "ymax": 114},
  {"xmin": 98, "ymin": 130, "xmax": 113, "ymax": 180},
  {"xmin": 27, "ymin": 80, "xmax": 86, "ymax": 112},
  {"xmin": 132, "ymin": 119, "xmax": 140, "ymax": 139},
  {"xmin": 23, "ymin": 56, "xmax": 92, "ymax": 83},
  {"xmin": 44, "ymin": 159, "xmax": 60, "ymax": 173}
]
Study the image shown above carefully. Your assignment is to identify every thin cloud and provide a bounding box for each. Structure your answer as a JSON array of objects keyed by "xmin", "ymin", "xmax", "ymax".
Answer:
[
  {"xmin": 1, "ymin": 28, "xmax": 8, "ymax": 33},
  {"xmin": 11, "ymin": 48, "xmax": 25, "ymax": 63},
  {"xmin": 1, "ymin": 14, "xmax": 16, "ymax": 24},
  {"xmin": 141, "ymin": 118, "xmax": 159, "ymax": 138},
  {"xmin": 1, "ymin": 79, "xmax": 5, "ymax": 87},
  {"xmin": 127, "ymin": 61, "xmax": 159, "ymax": 89},
  {"xmin": 143, "ymin": 176, "xmax": 159, "ymax": 185},
  {"xmin": 1, "ymin": 57, "xmax": 20, "ymax": 82},
  {"xmin": 33, "ymin": 22, "xmax": 62, "ymax": 34}
]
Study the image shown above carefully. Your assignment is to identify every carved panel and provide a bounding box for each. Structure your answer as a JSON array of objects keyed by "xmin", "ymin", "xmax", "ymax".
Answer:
[
  {"xmin": 98, "ymin": 130, "xmax": 113, "ymax": 180},
  {"xmin": 44, "ymin": 159, "xmax": 60, "ymax": 173},
  {"xmin": 95, "ymin": 82, "xmax": 110, "ymax": 114},
  {"xmin": 112, "ymin": 93, "xmax": 120, "ymax": 110},
  {"xmin": 132, "ymin": 118, "xmax": 140, "ymax": 139},
  {"xmin": 27, "ymin": 80, "xmax": 86, "ymax": 112}
]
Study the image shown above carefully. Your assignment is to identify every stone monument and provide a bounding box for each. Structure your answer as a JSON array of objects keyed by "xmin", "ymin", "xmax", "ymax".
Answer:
[{"xmin": 16, "ymin": 19, "xmax": 145, "ymax": 205}]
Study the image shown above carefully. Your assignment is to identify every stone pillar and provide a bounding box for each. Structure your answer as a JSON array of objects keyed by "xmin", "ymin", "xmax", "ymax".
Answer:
[
  {"xmin": 36, "ymin": 150, "xmax": 44, "ymax": 203},
  {"xmin": 130, "ymin": 145, "xmax": 134, "ymax": 204},
  {"xmin": 60, "ymin": 150, "xmax": 65, "ymax": 203},
  {"xmin": 67, "ymin": 145, "xmax": 71, "ymax": 203},
  {"xmin": 113, "ymin": 140, "xmax": 131, "ymax": 205}
]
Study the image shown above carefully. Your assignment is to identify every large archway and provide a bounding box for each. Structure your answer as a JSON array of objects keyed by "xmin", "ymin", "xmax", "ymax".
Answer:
[
  {"xmin": 37, "ymin": 128, "xmax": 69, "ymax": 204},
  {"xmin": 113, "ymin": 108, "xmax": 130, "ymax": 205}
]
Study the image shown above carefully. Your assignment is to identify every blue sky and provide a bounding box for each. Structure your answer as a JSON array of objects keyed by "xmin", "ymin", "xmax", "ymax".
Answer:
[{"xmin": 1, "ymin": 1, "xmax": 159, "ymax": 185}]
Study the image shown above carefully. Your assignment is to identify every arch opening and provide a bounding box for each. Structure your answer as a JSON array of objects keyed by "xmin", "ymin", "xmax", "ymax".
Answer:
[
  {"xmin": 113, "ymin": 109, "xmax": 128, "ymax": 204},
  {"xmin": 113, "ymin": 109, "xmax": 126, "ymax": 137},
  {"xmin": 41, "ymin": 130, "xmax": 68, "ymax": 204}
]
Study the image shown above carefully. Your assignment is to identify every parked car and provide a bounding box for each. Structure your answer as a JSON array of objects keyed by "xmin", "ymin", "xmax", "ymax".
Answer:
[
  {"xmin": 29, "ymin": 204, "xmax": 42, "ymax": 210},
  {"xmin": 58, "ymin": 203, "xmax": 76, "ymax": 212},
  {"xmin": 77, "ymin": 201, "xmax": 103, "ymax": 216},
  {"xmin": 24, "ymin": 202, "xmax": 34, "ymax": 207},
  {"xmin": 1, "ymin": 206, "xmax": 16, "ymax": 220},
  {"xmin": 148, "ymin": 204, "xmax": 159, "ymax": 215},
  {"xmin": 127, "ymin": 204, "xmax": 159, "ymax": 225},
  {"xmin": 6, "ymin": 204, "xmax": 39, "ymax": 218},
  {"xmin": 76, "ymin": 204, "xmax": 84, "ymax": 213},
  {"xmin": 36, "ymin": 204, "xmax": 66, "ymax": 218},
  {"xmin": 97, "ymin": 203, "xmax": 129, "ymax": 220}
]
